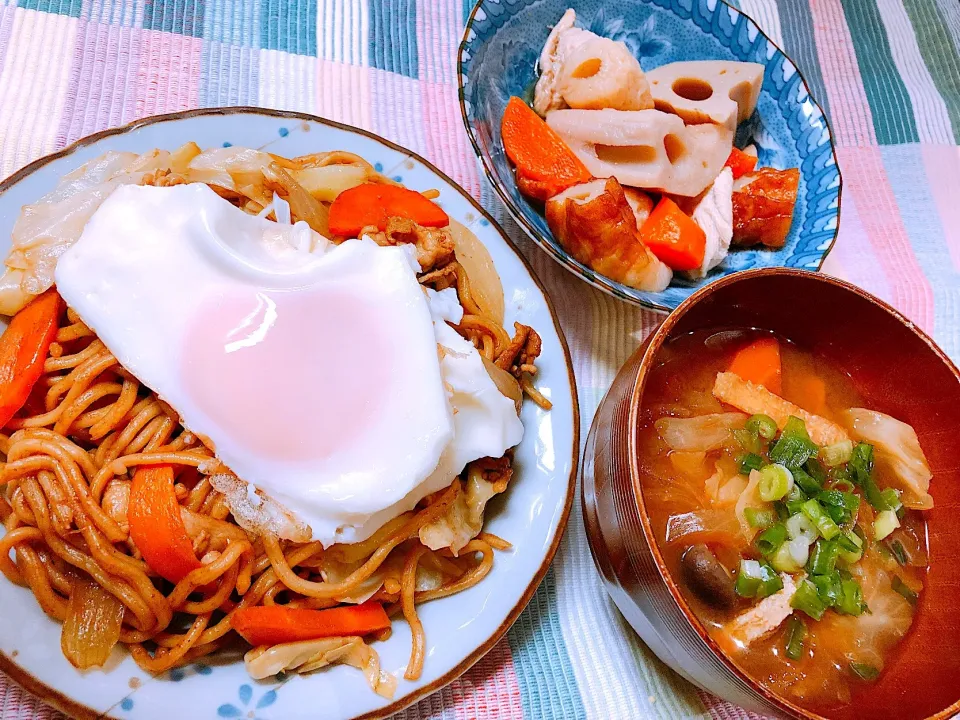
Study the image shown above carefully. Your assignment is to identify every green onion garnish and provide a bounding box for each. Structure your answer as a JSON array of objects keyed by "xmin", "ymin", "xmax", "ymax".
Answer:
[
  {"xmin": 784, "ymin": 485, "xmax": 808, "ymax": 516},
  {"xmin": 771, "ymin": 539, "xmax": 808, "ymax": 573},
  {"xmin": 785, "ymin": 512, "xmax": 818, "ymax": 544},
  {"xmin": 879, "ymin": 488, "xmax": 903, "ymax": 512},
  {"xmin": 874, "ymin": 509, "xmax": 901, "ymax": 541},
  {"xmin": 733, "ymin": 427, "xmax": 762, "ymax": 454},
  {"xmin": 836, "ymin": 577, "xmax": 867, "ymax": 616},
  {"xmin": 801, "ymin": 499, "xmax": 841, "ymax": 540},
  {"xmin": 892, "ymin": 575, "xmax": 919, "ymax": 605},
  {"xmin": 805, "ymin": 458, "xmax": 827, "ymax": 484},
  {"xmin": 822, "ymin": 439, "xmax": 854, "ymax": 467},
  {"xmin": 888, "ymin": 539, "xmax": 908, "ymax": 566},
  {"xmin": 837, "ymin": 530, "xmax": 864, "ymax": 564},
  {"xmin": 759, "ymin": 464, "xmax": 794, "ymax": 502},
  {"xmin": 757, "ymin": 562, "xmax": 783, "ymax": 598},
  {"xmin": 791, "ymin": 578, "xmax": 827, "ymax": 620},
  {"xmin": 792, "ymin": 467, "xmax": 822, "ymax": 496},
  {"xmin": 830, "ymin": 478, "xmax": 856, "ymax": 493},
  {"xmin": 769, "ymin": 416, "xmax": 819, "ymax": 469},
  {"xmin": 808, "ymin": 539, "xmax": 841, "ymax": 576},
  {"xmin": 739, "ymin": 452, "xmax": 765, "ymax": 475},
  {"xmin": 811, "ymin": 571, "xmax": 842, "ymax": 607},
  {"xmin": 745, "ymin": 413, "xmax": 778, "ymax": 441},
  {"xmin": 744, "ymin": 507, "xmax": 777, "ymax": 530},
  {"xmin": 735, "ymin": 559, "xmax": 763, "ymax": 597},
  {"xmin": 849, "ymin": 662, "xmax": 880, "ymax": 681},
  {"xmin": 755, "ymin": 523, "xmax": 788, "ymax": 557},
  {"xmin": 817, "ymin": 489, "xmax": 861, "ymax": 526},
  {"xmin": 783, "ymin": 616, "xmax": 806, "ymax": 661}
]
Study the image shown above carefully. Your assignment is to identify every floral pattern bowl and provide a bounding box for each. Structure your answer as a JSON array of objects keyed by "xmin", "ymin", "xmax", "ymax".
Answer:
[
  {"xmin": 458, "ymin": 0, "xmax": 841, "ymax": 312},
  {"xmin": 0, "ymin": 108, "xmax": 579, "ymax": 720}
]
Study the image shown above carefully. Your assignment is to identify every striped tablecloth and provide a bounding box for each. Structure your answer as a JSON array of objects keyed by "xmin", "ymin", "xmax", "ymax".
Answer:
[{"xmin": 0, "ymin": 0, "xmax": 958, "ymax": 718}]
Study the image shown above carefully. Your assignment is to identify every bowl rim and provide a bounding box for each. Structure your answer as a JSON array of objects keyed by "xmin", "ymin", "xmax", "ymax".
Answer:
[
  {"xmin": 0, "ymin": 106, "xmax": 581, "ymax": 720},
  {"xmin": 456, "ymin": 0, "xmax": 844, "ymax": 314},
  {"xmin": 623, "ymin": 266, "xmax": 960, "ymax": 720}
]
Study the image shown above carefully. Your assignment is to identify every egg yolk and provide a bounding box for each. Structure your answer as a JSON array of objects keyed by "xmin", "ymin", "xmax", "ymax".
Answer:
[{"xmin": 181, "ymin": 287, "xmax": 392, "ymax": 461}]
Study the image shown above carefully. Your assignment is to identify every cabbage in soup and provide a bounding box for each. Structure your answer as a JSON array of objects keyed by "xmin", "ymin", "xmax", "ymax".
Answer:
[{"xmin": 637, "ymin": 328, "xmax": 932, "ymax": 714}]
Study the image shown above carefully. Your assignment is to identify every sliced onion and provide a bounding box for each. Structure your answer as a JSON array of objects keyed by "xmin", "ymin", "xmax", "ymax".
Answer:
[
  {"xmin": 61, "ymin": 573, "xmax": 124, "ymax": 669},
  {"xmin": 447, "ymin": 219, "xmax": 505, "ymax": 325},
  {"xmin": 262, "ymin": 163, "xmax": 330, "ymax": 238},
  {"xmin": 293, "ymin": 165, "xmax": 370, "ymax": 201},
  {"xmin": 482, "ymin": 355, "xmax": 522, "ymax": 415}
]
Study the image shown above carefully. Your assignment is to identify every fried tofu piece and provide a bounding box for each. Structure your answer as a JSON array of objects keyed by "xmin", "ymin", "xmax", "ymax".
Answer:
[
  {"xmin": 713, "ymin": 371, "xmax": 849, "ymax": 446},
  {"xmin": 732, "ymin": 168, "xmax": 800, "ymax": 248}
]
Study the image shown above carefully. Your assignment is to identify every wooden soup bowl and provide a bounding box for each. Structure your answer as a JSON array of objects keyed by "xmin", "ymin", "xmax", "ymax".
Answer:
[{"xmin": 582, "ymin": 267, "xmax": 960, "ymax": 719}]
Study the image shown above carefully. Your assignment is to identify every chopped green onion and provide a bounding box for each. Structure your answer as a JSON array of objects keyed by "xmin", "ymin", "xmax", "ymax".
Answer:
[
  {"xmin": 785, "ymin": 512, "xmax": 818, "ymax": 545},
  {"xmin": 757, "ymin": 562, "xmax": 783, "ymax": 598},
  {"xmin": 733, "ymin": 427, "xmax": 762, "ymax": 454},
  {"xmin": 739, "ymin": 452, "xmax": 765, "ymax": 475},
  {"xmin": 817, "ymin": 490, "xmax": 861, "ymax": 526},
  {"xmin": 849, "ymin": 662, "xmax": 880, "ymax": 681},
  {"xmin": 755, "ymin": 523, "xmax": 788, "ymax": 556},
  {"xmin": 759, "ymin": 464, "xmax": 794, "ymax": 502},
  {"xmin": 822, "ymin": 439, "xmax": 854, "ymax": 467},
  {"xmin": 830, "ymin": 478, "xmax": 856, "ymax": 493},
  {"xmin": 808, "ymin": 539, "xmax": 841, "ymax": 575},
  {"xmin": 888, "ymin": 539, "xmax": 908, "ymax": 566},
  {"xmin": 745, "ymin": 413, "xmax": 778, "ymax": 440},
  {"xmin": 791, "ymin": 578, "xmax": 827, "ymax": 620},
  {"xmin": 792, "ymin": 467, "xmax": 822, "ymax": 496},
  {"xmin": 735, "ymin": 559, "xmax": 763, "ymax": 597},
  {"xmin": 879, "ymin": 488, "xmax": 903, "ymax": 512},
  {"xmin": 811, "ymin": 572, "xmax": 842, "ymax": 607},
  {"xmin": 805, "ymin": 458, "xmax": 828, "ymax": 484},
  {"xmin": 836, "ymin": 577, "xmax": 867, "ymax": 615},
  {"xmin": 744, "ymin": 507, "xmax": 777, "ymax": 530},
  {"xmin": 771, "ymin": 538, "xmax": 809, "ymax": 573},
  {"xmin": 783, "ymin": 616, "xmax": 806, "ymax": 661},
  {"xmin": 837, "ymin": 531, "xmax": 864, "ymax": 564},
  {"xmin": 891, "ymin": 575, "xmax": 918, "ymax": 605},
  {"xmin": 874, "ymin": 509, "xmax": 901, "ymax": 541},
  {"xmin": 784, "ymin": 485, "xmax": 808, "ymax": 516},
  {"xmin": 848, "ymin": 443, "xmax": 874, "ymax": 484},
  {"xmin": 801, "ymin": 499, "xmax": 841, "ymax": 540},
  {"xmin": 848, "ymin": 443, "xmax": 900, "ymax": 511},
  {"xmin": 769, "ymin": 417, "xmax": 819, "ymax": 469},
  {"xmin": 773, "ymin": 501, "xmax": 790, "ymax": 520}
]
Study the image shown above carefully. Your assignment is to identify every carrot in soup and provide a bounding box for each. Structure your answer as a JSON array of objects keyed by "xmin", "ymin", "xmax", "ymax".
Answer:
[{"xmin": 728, "ymin": 337, "xmax": 782, "ymax": 394}]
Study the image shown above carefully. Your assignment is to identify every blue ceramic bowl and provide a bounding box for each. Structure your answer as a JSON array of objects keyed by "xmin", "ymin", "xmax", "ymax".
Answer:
[{"xmin": 458, "ymin": 0, "xmax": 842, "ymax": 312}]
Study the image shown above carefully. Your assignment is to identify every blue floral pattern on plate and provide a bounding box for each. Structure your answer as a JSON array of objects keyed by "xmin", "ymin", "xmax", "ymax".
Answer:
[{"xmin": 459, "ymin": 0, "xmax": 841, "ymax": 312}]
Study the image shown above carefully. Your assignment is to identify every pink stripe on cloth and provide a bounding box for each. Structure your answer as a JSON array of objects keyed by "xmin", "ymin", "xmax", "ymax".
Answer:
[
  {"xmin": 0, "ymin": 670, "xmax": 62, "ymax": 720},
  {"xmin": 0, "ymin": 4, "xmax": 19, "ymax": 81},
  {"xmin": 56, "ymin": 21, "xmax": 139, "ymax": 150},
  {"xmin": 419, "ymin": 81, "xmax": 482, "ymax": 201},
  {"xmin": 369, "ymin": 67, "xmax": 428, "ymax": 158},
  {"xmin": 315, "ymin": 58, "xmax": 373, "ymax": 133},
  {"xmin": 696, "ymin": 689, "xmax": 765, "ymax": 720},
  {"xmin": 837, "ymin": 146, "xmax": 933, "ymax": 330},
  {"xmin": 808, "ymin": 0, "xmax": 877, "ymax": 147},
  {"xmin": 921, "ymin": 145, "xmax": 960, "ymax": 272},
  {"xmin": 135, "ymin": 30, "xmax": 202, "ymax": 117},
  {"xmin": 399, "ymin": 638, "xmax": 523, "ymax": 719}
]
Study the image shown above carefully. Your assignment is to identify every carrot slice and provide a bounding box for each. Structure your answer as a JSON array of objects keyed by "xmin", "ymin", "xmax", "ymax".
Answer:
[
  {"xmin": 501, "ymin": 96, "xmax": 591, "ymax": 198},
  {"xmin": 0, "ymin": 288, "xmax": 63, "ymax": 428},
  {"xmin": 128, "ymin": 465, "xmax": 201, "ymax": 583},
  {"xmin": 638, "ymin": 197, "xmax": 707, "ymax": 271},
  {"xmin": 231, "ymin": 603, "xmax": 391, "ymax": 646},
  {"xmin": 729, "ymin": 337, "xmax": 782, "ymax": 394},
  {"xmin": 327, "ymin": 183, "xmax": 449, "ymax": 237},
  {"xmin": 724, "ymin": 147, "xmax": 758, "ymax": 180}
]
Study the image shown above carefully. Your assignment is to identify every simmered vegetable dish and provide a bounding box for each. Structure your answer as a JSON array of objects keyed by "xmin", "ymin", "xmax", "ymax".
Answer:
[{"xmin": 637, "ymin": 328, "xmax": 932, "ymax": 712}]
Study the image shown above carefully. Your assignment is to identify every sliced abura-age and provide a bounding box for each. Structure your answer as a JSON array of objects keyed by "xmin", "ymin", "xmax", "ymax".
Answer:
[
  {"xmin": 547, "ymin": 109, "xmax": 733, "ymax": 197},
  {"xmin": 732, "ymin": 168, "xmax": 800, "ymax": 248},
  {"xmin": 713, "ymin": 371, "xmax": 849, "ymax": 447},
  {"xmin": 545, "ymin": 177, "xmax": 672, "ymax": 292},
  {"xmin": 647, "ymin": 60, "xmax": 765, "ymax": 131}
]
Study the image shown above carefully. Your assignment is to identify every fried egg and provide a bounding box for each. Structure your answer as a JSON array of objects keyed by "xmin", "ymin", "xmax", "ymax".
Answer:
[{"xmin": 54, "ymin": 183, "xmax": 523, "ymax": 546}]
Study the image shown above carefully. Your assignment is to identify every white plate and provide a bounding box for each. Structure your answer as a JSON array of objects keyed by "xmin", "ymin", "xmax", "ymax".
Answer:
[{"xmin": 0, "ymin": 108, "xmax": 578, "ymax": 720}]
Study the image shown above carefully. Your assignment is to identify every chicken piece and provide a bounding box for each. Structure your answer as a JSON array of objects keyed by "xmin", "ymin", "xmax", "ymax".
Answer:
[
  {"xmin": 547, "ymin": 109, "xmax": 733, "ymax": 197},
  {"xmin": 724, "ymin": 572, "xmax": 799, "ymax": 648},
  {"xmin": 732, "ymin": 168, "xmax": 800, "ymax": 248},
  {"xmin": 557, "ymin": 36, "xmax": 653, "ymax": 111},
  {"xmin": 647, "ymin": 61, "xmax": 764, "ymax": 131},
  {"xmin": 546, "ymin": 177, "xmax": 672, "ymax": 291},
  {"xmin": 623, "ymin": 187, "xmax": 654, "ymax": 228},
  {"xmin": 683, "ymin": 167, "xmax": 733, "ymax": 280},
  {"xmin": 713, "ymin": 371, "xmax": 849, "ymax": 446},
  {"xmin": 533, "ymin": 9, "xmax": 591, "ymax": 115}
]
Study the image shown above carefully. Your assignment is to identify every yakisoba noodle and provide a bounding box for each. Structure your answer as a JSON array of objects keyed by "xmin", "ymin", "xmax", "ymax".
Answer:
[{"xmin": 0, "ymin": 145, "xmax": 549, "ymax": 696}]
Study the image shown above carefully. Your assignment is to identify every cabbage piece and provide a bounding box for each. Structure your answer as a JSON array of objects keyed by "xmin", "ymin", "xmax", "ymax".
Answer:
[
  {"xmin": 734, "ymin": 469, "xmax": 765, "ymax": 540},
  {"xmin": 419, "ymin": 463, "xmax": 505, "ymax": 554},
  {"xmin": 843, "ymin": 409, "xmax": 934, "ymax": 509},
  {"xmin": 655, "ymin": 412, "xmax": 747, "ymax": 452},
  {"xmin": 665, "ymin": 508, "xmax": 742, "ymax": 547}
]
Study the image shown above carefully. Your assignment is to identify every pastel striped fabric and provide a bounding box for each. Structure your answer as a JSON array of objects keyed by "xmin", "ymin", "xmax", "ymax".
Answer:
[{"xmin": 0, "ymin": 0, "xmax": 958, "ymax": 718}]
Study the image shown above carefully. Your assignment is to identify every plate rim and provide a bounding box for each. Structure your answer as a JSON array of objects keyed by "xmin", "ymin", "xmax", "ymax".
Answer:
[
  {"xmin": 0, "ymin": 106, "xmax": 581, "ymax": 720},
  {"xmin": 456, "ymin": 0, "xmax": 844, "ymax": 313}
]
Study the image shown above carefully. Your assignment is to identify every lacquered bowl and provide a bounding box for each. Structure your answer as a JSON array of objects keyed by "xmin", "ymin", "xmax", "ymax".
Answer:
[{"xmin": 581, "ymin": 267, "xmax": 960, "ymax": 719}]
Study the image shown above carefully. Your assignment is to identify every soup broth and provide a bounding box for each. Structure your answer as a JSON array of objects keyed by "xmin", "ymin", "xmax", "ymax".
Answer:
[{"xmin": 637, "ymin": 328, "xmax": 931, "ymax": 716}]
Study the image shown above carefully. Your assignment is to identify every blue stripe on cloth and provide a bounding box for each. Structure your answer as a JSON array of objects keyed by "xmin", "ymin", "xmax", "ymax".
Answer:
[
  {"xmin": 260, "ymin": 0, "xmax": 316, "ymax": 55},
  {"xmin": 17, "ymin": 0, "xmax": 81, "ymax": 15},
  {"xmin": 775, "ymin": 0, "xmax": 831, "ymax": 121},
  {"xmin": 506, "ymin": 568, "xmax": 587, "ymax": 719},
  {"xmin": 880, "ymin": 144, "xmax": 960, "ymax": 358},
  {"xmin": 200, "ymin": 41, "xmax": 260, "ymax": 105},
  {"xmin": 203, "ymin": 0, "xmax": 260, "ymax": 47},
  {"xmin": 142, "ymin": 0, "xmax": 205, "ymax": 37},
  {"xmin": 368, "ymin": 0, "xmax": 419, "ymax": 79}
]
